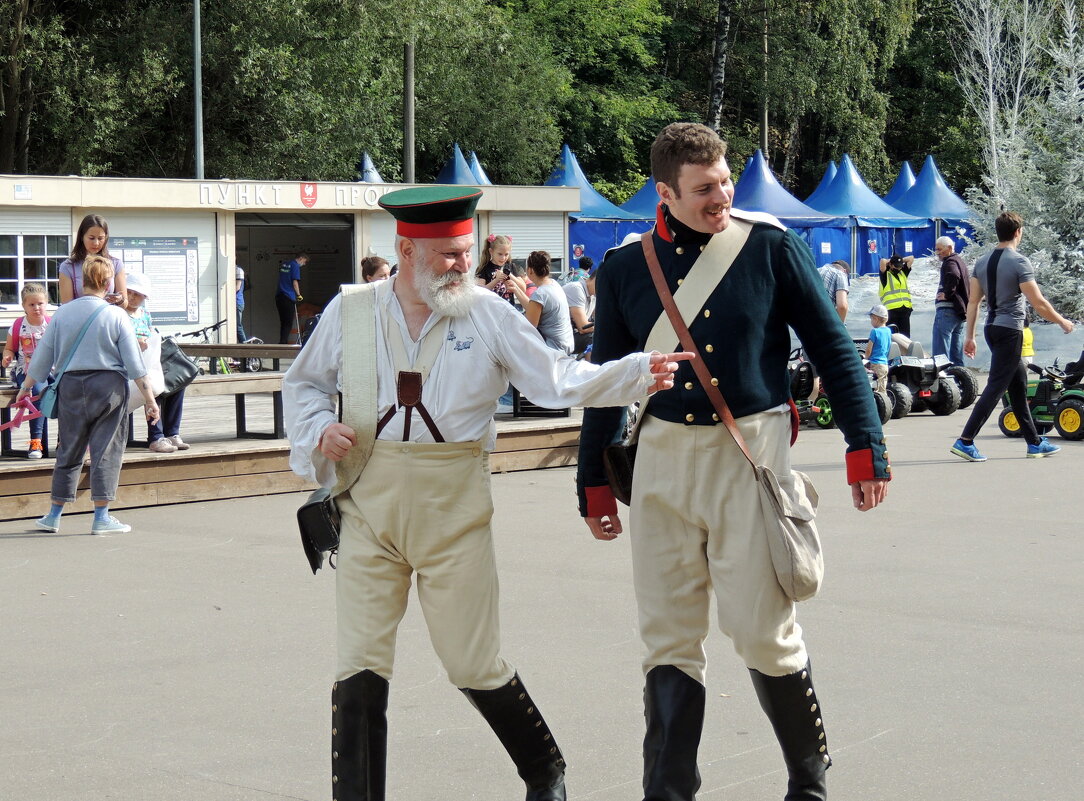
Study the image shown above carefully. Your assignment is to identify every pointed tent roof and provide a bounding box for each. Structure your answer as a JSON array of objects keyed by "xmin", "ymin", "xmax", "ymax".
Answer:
[
  {"xmin": 803, "ymin": 161, "xmax": 838, "ymax": 209},
  {"xmin": 804, "ymin": 154, "xmax": 927, "ymax": 228},
  {"xmin": 621, "ymin": 178, "xmax": 661, "ymax": 219},
  {"xmin": 544, "ymin": 145, "xmax": 640, "ymax": 220},
  {"xmin": 468, "ymin": 151, "xmax": 493, "ymax": 185},
  {"xmin": 357, "ymin": 152, "xmax": 383, "ymax": 183},
  {"xmin": 435, "ymin": 143, "xmax": 478, "ymax": 185},
  {"xmin": 883, "ymin": 161, "xmax": 916, "ymax": 205},
  {"xmin": 891, "ymin": 155, "xmax": 973, "ymax": 224},
  {"xmin": 732, "ymin": 150, "xmax": 847, "ymax": 228}
]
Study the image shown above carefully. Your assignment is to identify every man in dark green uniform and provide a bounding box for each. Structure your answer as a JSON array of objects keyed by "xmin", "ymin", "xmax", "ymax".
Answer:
[{"xmin": 577, "ymin": 123, "xmax": 891, "ymax": 801}]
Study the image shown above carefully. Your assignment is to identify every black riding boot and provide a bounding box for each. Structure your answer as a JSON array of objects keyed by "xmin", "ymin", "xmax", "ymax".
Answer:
[
  {"xmin": 642, "ymin": 665, "xmax": 706, "ymax": 801},
  {"xmin": 461, "ymin": 673, "xmax": 567, "ymax": 801},
  {"xmin": 332, "ymin": 670, "xmax": 389, "ymax": 801},
  {"xmin": 749, "ymin": 661, "xmax": 831, "ymax": 801}
]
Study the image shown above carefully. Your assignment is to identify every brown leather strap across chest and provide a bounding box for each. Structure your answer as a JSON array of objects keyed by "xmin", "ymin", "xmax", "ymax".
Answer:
[{"xmin": 375, "ymin": 370, "xmax": 445, "ymax": 442}]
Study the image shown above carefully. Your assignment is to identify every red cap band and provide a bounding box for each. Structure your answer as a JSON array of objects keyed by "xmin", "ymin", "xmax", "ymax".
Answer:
[{"xmin": 397, "ymin": 218, "xmax": 474, "ymax": 238}]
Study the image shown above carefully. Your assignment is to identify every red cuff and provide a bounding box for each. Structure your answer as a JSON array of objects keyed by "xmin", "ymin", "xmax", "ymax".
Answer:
[
  {"xmin": 585, "ymin": 485, "xmax": 619, "ymax": 517},
  {"xmin": 846, "ymin": 448, "xmax": 884, "ymax": 484},
  {"xmin": 788, "ymin": 398, "xmax": 799, "ymax": 446}
]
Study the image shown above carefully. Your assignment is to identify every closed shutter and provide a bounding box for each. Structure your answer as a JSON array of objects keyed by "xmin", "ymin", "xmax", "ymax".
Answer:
[
  {"xmin": 489, "ymin": 212, "xmax": 567, "ymax": 273},
  {"xmin": 0, "ymin": 209, "xmax": 72, "ymax": 235}
]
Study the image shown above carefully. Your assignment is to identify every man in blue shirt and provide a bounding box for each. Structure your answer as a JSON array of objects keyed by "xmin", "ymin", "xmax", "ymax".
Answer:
[
  {"xmin": 235, "ymin": 265, "xmax": 247, "ymax": 342},
  {"xmin": 275, "ymin": 253, "xmax": 308, "ymax": 343}
]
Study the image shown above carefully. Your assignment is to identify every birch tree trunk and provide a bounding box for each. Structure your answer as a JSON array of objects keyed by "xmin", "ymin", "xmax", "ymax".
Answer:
[{"xmin": 706, "ymin": 0, "xmax": 734, "ymax": 131}]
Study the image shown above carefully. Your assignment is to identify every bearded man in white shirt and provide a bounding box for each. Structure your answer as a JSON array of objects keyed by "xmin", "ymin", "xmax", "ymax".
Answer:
[{"xmin": 283, "ymin": 186, "xmax": 691, "ymax": 801}]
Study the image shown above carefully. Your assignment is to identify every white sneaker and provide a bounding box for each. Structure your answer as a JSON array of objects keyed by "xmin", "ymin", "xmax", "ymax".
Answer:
[
  {"xmin": 168, "ymin": 435, "xmax": 190, "ymax": 450},
  {"xmin": 496, "ymin": 402, "xmax": 514, "ymax": 416},
  {"xmin": 149, "ymin": 438, "xmax": 177, "ymax": 453}
]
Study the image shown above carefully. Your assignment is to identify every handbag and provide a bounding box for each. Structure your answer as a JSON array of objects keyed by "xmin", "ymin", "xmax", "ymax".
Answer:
[
  {"xmin": 640, "ymin": 231, "xmax": 824, "ymax": 602},
  {"xmin": 38, "ymin": 303, "xmax": 109, "ymax": 419},
  {"xmin": 602, "ymin": 439, "xmax": 637, "ymax": 506},
  {"xmin": 159, "ymin": 336, "xmax": 200, "ymax": 396},
  {"xmin": 297, "ymin": 487, "xmax": 341, "ymax": 574}
]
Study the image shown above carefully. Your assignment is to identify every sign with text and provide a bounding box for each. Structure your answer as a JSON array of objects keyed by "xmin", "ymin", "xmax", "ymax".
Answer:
[{"xmin": 111, "ymin": 237, "xmax": 199, "ymax": 324}]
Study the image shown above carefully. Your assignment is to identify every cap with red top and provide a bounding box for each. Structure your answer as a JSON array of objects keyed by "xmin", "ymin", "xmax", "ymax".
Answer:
[{"xmin": 377, "ymin": 186, "xmax": 483, "ymax": 239}]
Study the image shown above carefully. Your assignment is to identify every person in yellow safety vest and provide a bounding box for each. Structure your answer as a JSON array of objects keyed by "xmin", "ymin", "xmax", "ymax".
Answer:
[
  {"xmin": 1021, "ymin": 317, "xmax": 1034, "ymax": 364},
  {"xmin": 879, "ymin": 253, "xmax": 914, "ymax": 336}
]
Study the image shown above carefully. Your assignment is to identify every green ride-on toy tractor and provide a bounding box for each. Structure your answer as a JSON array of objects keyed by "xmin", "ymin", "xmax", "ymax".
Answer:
[{"xmin": 998, "ymin": 356, "xmax": 1084, "ymax": 441}]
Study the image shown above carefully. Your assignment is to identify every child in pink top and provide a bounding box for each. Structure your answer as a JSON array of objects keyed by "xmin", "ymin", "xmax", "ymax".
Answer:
[{"xmin": 2, "ymin": 283, "xmax": 52, "ymax": 457}]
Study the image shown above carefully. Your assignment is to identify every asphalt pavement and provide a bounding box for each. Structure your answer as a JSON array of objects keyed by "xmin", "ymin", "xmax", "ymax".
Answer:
[{"xmin": 2, "ymin": 407, "xmax": 1081, "ymax": 801}]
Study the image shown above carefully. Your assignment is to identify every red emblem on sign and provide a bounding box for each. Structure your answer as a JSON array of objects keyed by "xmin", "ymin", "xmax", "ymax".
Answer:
[{"xmin": 300, "ymin": 183, "xmax": 318, "ymax": 208}]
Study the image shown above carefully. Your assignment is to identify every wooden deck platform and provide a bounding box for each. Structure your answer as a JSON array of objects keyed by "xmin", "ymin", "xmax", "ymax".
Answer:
[{"xmin": 0, "ymin": 393, "xmax": 582, "ymax": 521}]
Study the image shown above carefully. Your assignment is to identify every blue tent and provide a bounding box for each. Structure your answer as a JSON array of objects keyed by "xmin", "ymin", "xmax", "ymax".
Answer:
[
  {"xmin": 468, "ymin": 151, "xmax": 493, "ymax": 185},
  {"xmin": 435, "ymin": 143, "xmax": 477, "ymax": 185},
  {"xmin": 883, "ymin": 162, "xmax": 916, "ymax": 205},
  {"xmin": 804, "ymin": 154, "xmax": 929, "ymax": 275},
  {"xmin": 621, "ymin": 178, "xmax": 661, "ymax": 219},
  {"xmin": 733, "ymin": 150, "xmax": 848, "ymax": 229},
  {"xmin": 803, "ymin": 162, "xmax": 838, "ymax": 210},
  {"xmin": 891, "ymin": 155, "xmax": 974, "ymax": 254},
  {"xmin": 545, "ymin": 145, "xmax": 648, "ymax": 266},
  {"xmin": 357, "ymin": 152, "xmax": 384, "ymax": 183}
]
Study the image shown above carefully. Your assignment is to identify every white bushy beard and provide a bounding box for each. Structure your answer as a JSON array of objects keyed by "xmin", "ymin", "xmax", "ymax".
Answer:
[{"xmin": 413, "ymin": 260, "xmax": 476, "ymax": 318}]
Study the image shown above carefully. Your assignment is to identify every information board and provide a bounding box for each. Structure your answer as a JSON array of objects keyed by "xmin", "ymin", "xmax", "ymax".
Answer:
[{"xmin": 111, "ymin": 236, "xmax": 199, "ymax": 323}]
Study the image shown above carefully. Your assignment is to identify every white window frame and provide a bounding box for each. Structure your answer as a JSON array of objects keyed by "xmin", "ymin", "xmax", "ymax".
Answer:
[{"xmin": 0, "ymin": 233, "xmax": 69, "ymax": 309}]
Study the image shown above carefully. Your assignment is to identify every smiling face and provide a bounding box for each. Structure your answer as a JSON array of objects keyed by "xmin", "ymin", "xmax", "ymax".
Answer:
[
  {"xmin": 657, "ymin": 157, "xmax": 734, "ymax": 235},
  {"xmin": 83, "ymin": 226, "xmax": 108, "ymax": 255},
  {"xmin": 405, "ymin": 234, "xmax": 477, "ymax": 317},
  {"xmin": 490, "ymin": 245, "xmax": 511, "ymax": 267}
]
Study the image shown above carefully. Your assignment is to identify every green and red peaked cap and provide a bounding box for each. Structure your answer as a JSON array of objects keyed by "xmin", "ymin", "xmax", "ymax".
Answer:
[{"xmin": 378, "ymin": 186, "xmax": 483, "ymax": 238}]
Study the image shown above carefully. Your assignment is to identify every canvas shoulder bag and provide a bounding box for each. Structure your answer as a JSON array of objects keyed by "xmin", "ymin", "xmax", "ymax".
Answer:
[
  {"xmin": 297, "ymin": 282, "xmax": 381, "ymax": 574},
  {"xmin": 640, "ymin": 231, "xmax": 823, "ymax": 602}
]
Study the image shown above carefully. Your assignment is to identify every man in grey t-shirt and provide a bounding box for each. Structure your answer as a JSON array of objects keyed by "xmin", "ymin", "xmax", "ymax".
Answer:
[{"xmin": 950, "ymin": 211, "xmax": 1075, "ymax": 462}]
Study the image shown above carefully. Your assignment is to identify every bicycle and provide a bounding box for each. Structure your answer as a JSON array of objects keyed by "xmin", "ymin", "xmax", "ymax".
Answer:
[{"xmin": 178, "ymin": 320, "xmax": 232, "ymax": 375}]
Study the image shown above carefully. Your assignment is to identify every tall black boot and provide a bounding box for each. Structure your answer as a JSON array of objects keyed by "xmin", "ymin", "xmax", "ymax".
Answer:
[
  {"xmin": 748, "ymin": 661, "xmax": 831, "ymax": 801},
  {"xmin": 642, "ymin": 665, "xmax": 705, "ymax": 801},
  {"xmin": 461, "ymin": 673, "xmax": 567, "ymax": 801},
  {"xmin": 332, "ymin": 669, "xmax": 389, "ymax": 801}
]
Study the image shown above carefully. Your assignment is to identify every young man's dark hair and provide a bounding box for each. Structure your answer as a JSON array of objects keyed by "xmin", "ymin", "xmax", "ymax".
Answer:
[
  {"xmin": 995, "ymin": 211, "xmax": 1024, "ymax": 242},
  {"xmin": 649, "ymin": 122, "xmax": 728, "ymax": 194}
]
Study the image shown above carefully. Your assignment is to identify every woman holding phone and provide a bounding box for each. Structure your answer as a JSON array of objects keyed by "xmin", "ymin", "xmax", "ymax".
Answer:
[{"xmin": 59, "ymin": 214, "xmax": 127, "ymax": 305}]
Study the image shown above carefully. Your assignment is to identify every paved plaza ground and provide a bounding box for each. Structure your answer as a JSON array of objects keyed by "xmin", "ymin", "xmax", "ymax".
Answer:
[{"xmin": 2, "ymin": 407, "xmax": 1082, "ymax": 800}]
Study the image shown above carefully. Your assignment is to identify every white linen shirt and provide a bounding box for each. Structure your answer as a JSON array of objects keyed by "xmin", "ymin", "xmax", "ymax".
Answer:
[{"xmin": 284, "ymin": 278, "xmax": 655, "ymax": 487}]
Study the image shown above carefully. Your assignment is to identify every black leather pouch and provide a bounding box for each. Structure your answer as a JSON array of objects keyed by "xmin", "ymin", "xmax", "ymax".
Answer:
[
  {"xmin": 602, "ymin": 441, "xmax": 637, "ymax": 506},
  {"xmin": 297, "ymin": 488, "xmax": 341, "ymax": 574}
]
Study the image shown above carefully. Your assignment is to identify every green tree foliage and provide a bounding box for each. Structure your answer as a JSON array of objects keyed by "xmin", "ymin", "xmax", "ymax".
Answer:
[
  {"xmin": 883, "ymin": 0, "xmax": 983, "ymax": 189},
  {"xmin": 1, "ymin": 0, "xmax": 984, "ymax": 201}
]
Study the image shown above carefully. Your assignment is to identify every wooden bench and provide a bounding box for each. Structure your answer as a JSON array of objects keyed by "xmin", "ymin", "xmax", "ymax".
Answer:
[
  {"xmin": 179, "ymin": 343, "xmax": 300, "ymax": 373},
  {"xmin": 172, "ymin": 372, "xmax": 286, "ymax": 440}
]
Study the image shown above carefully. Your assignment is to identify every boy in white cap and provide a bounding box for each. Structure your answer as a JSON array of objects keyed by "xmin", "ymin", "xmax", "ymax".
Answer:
[{"xmin": 864, "ymin": 304, "xmax": 891, "ymax": 395}]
